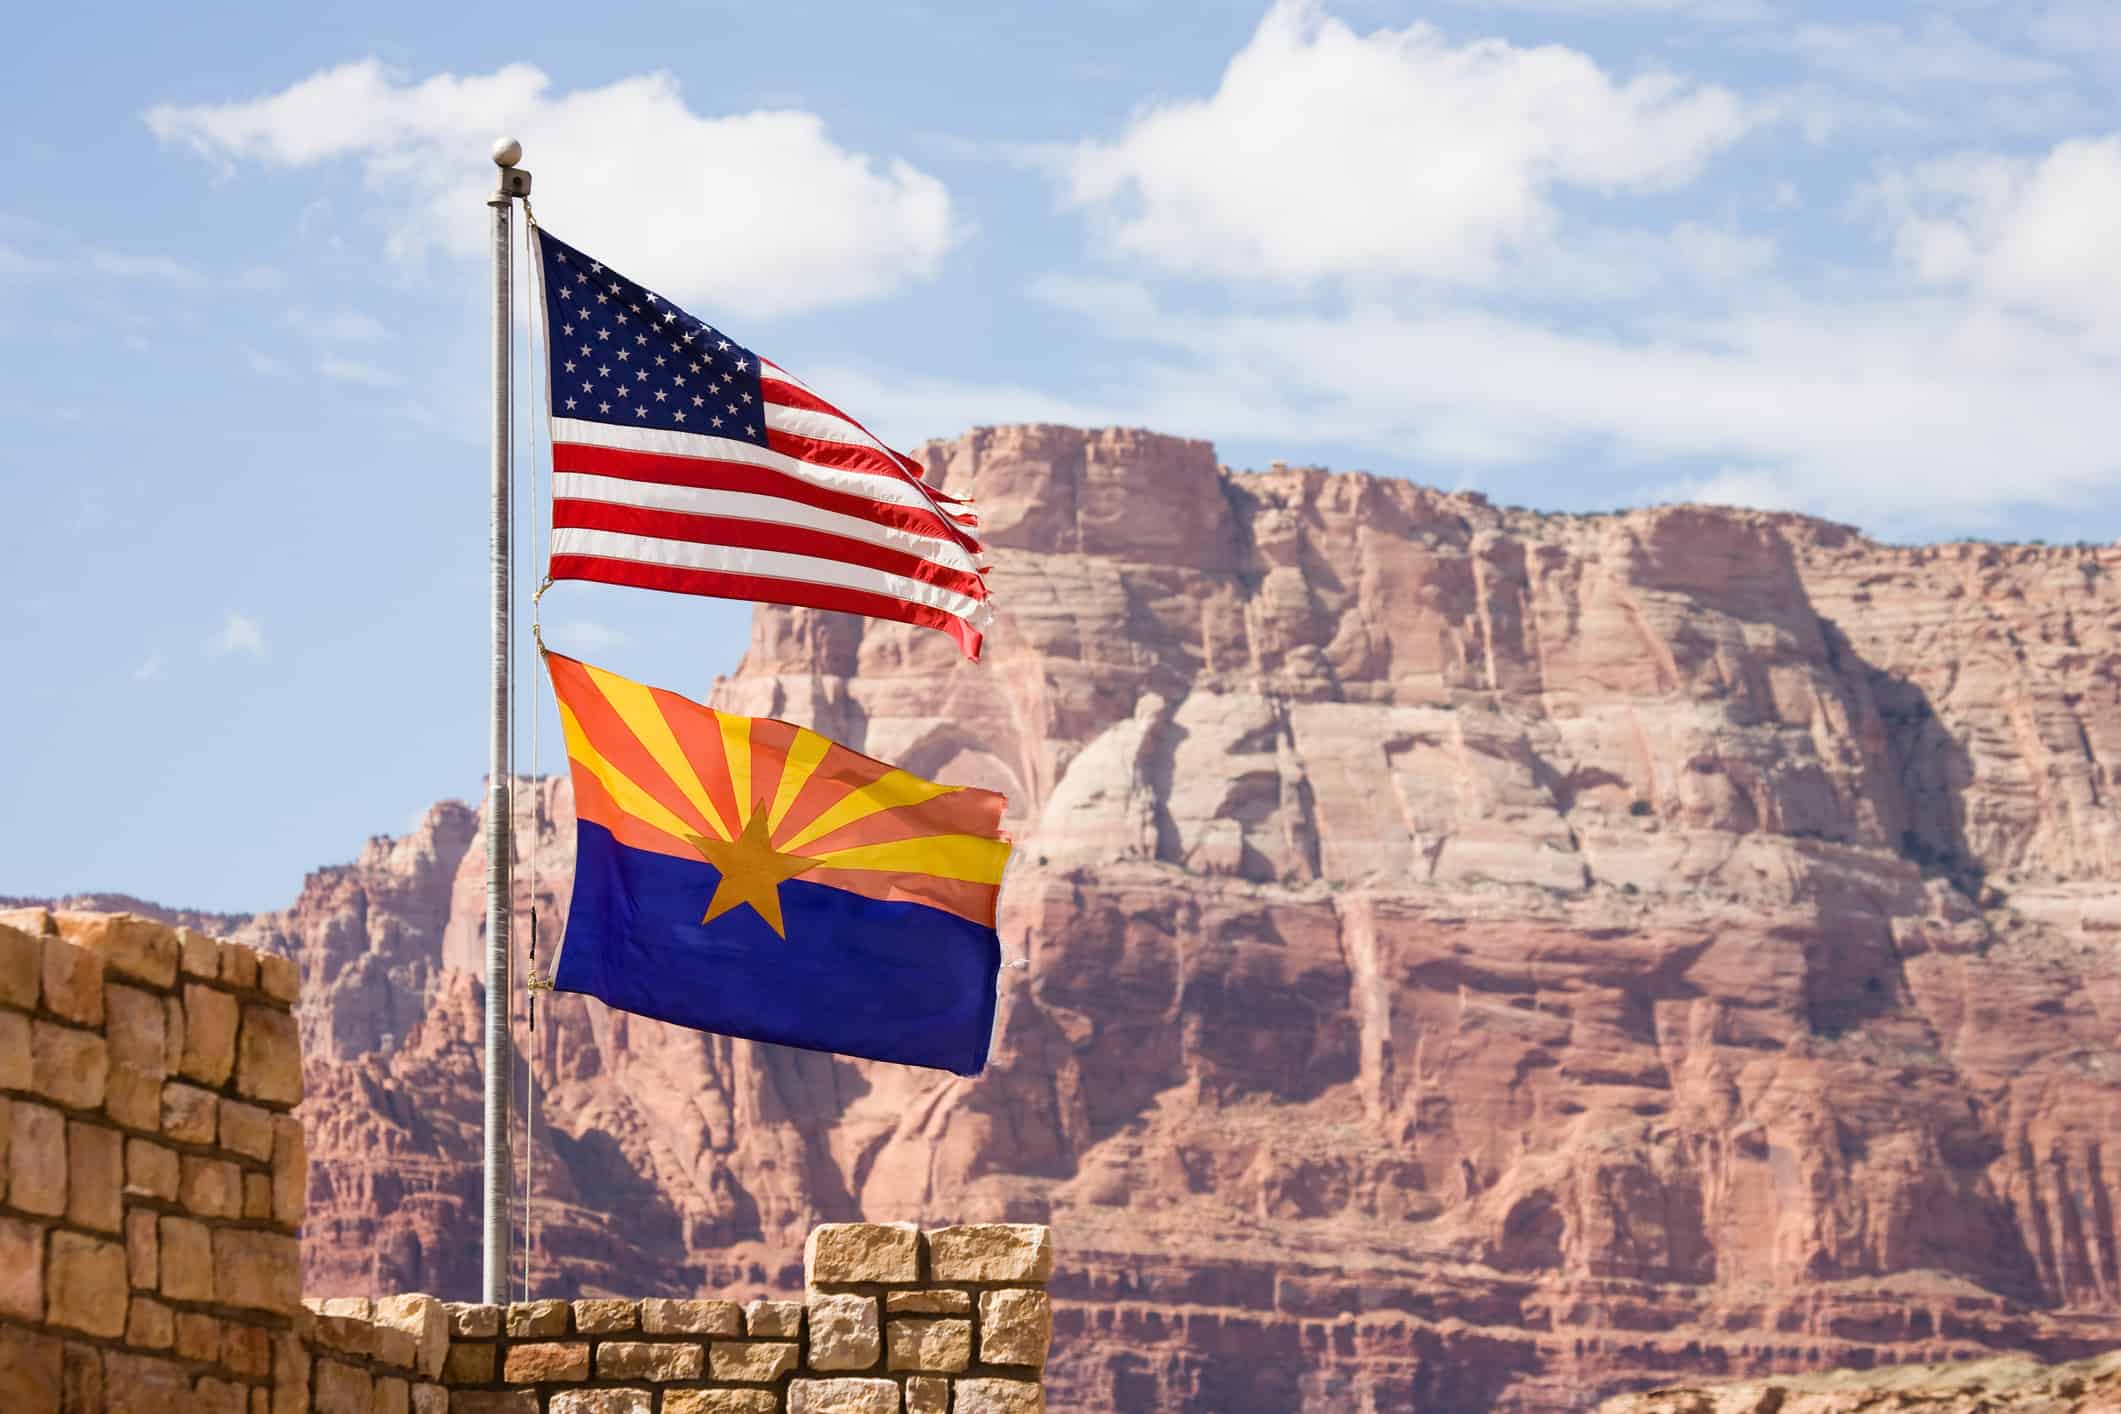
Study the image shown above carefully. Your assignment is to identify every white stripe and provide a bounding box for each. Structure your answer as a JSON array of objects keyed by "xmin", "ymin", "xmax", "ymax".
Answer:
[
  {"xmin": 552, "ymin": 472, "xmax": 982, "ymax": 576},
  {"xmin": 762, "ymin": 401, "xmax": 901, "ymax": 457},
  {"xmin": 552, "ymin": 527, "xmax": 994, "ymax": 627},
  {"xmin": 551, "ymin": 418, "xmax": 944, "ymax": 519}
]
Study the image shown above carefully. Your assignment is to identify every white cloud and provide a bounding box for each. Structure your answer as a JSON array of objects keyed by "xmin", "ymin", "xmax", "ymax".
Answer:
[
  {"xmin": 1784, "ymin": 19, "xmax": 2064, "ymax": 92},
  {"xmin": 299, "ymin": 310, "xmax": 387, "ymax": 342},
  {"xmin": 319, "ymin": 356, "xmax": 400, "ymax": 387},
  {"xmin": 1020, "ymin": 274, "xmax": 2121, "ymax": 529},
  {"xmin": 133, "ymin": 654, "xmax": 163, "ymax": 682},
  {"xmin": 2031, "ymin": 3, "xmax": 2121, "ymax": 63},
  {"xmin": 211, "ymin": 613, "xmax": 265, "ymax": 658},
  {"xmin": 1451, "ymin": 0, "xmax": 1770, "ymax": 16},
  {"xmin": 146, "ymin": 61, "xmax": 960, "ymax": 321},
  {"xmin": 1868, "ymin": 136, "xmax": 2121, "ymax": 329},
  {"xmin": 242, "ymin": 346, "xmax": 289, "ymax": 378},
  {"xmin": 1062, "ymin": 0, "xmax": 1750, "ymax": 287}
]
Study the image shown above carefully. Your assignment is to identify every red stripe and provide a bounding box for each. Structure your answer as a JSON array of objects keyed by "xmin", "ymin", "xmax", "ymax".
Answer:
[
  {"xmin": 553, "ymin": 440, "xmax": 971, "ymax": 547},
  {"xmin": 762, "ymin": 378, "xmax": 928, "ymax": 480},
  {"xmin": 550, "ymin": 554, "xmax": 983, "ymax": 660},
  {"xmin": 763, "ymin": 424, "xmax": 952, "ymax": 496},
  {"xmin": 551, "ymin": 498, "xmax": 989, "ymax": 599}
]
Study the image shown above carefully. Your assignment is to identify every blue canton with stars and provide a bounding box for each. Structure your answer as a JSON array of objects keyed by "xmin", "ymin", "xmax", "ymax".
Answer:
[{"xmin": 537, "ymin": 229, "xmax": 767, "ymax": 443}]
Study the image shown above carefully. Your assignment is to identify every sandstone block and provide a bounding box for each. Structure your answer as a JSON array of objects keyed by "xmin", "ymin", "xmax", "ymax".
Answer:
[
  {"xmin": 744, "ymin": 1297, "xmax": 804, "ymax": 1336},
  {"xmin": 271, "ymin": 1114, "xmax": 305, "ymax": 1227},
  {"xmin": 175, "ymin": 1309, "xmax": 221, "ymax": 1361},
  {"xmin": 887, "ymin": 1317, "xmax": 971, "ymax": 1373},
  {"xmin": 927, "ymin": 1224, "xmax": 1053, "ymax": 1283},
  {"xmin": 104, "ymin": 1062, "xmax": 162, "ymax": 1131},
  {"xmin": 595, "ymin": 1340, "xmax": 704, "ymax": 1380},
  {"xmin": 640, "ymin": 1296, "xmax": 741, "ymax": 1334},
  {"xmin": 67, "ymin": 1127, "xmax": 128, "ymax": 1229},
  {"xmin": 978, "ymin": 1288, "xmax": 1052, "ymax": 1367},
  {"xmin": 106, "ymin": 983, "xmax": 167, "ymax": 1073},
  {"xmin": 315, "ymin": 1359, "xmax": 374, "ymax": 1414},
  {"xmin": 182, "ymin": 984, "xmax": 239, "ymax": 1086},
  {"xmin": 213, "ymin": 1228, "xmax": 299, "ymax": 1311},
  {"xmin": 162, "ymin": 993, "xmax": 184, "ymax": 1071},
  {"xmin": 55, "ymin": 912, "xmax": 178, "ymax": 989},
  {"xmin": 0, "ymin": 1323, "xmax": 61, "ymax": 1411},
  {"xmin": 788, "ymin": 1378, "xmax": 901, "ymax": 1414},
  {"xmin": 953, "ymin": 1379, "xmax": 1045, "ymax": 1414},
  {"xmin": 10, "ymin": 1100, "xmax": 65, "ymax": 1215},
  {"xmin": 442, "ymin": 1341, "xmax": 496, "ymax": 1383},
  {"xmin": 906, "ymin": 1376, "xmax": 947, "ymax": 1414},
  {"xmin": 412, "ymin": 1385, "xmax": 447, "ymax": 1414},
  {"xmin": 0, "ymin": 1214, "xmax": 44, "ymax": 1319},
  {"xmin": 245, "ymin": 1170, "xmax": 272, "ymax": 1219},
  {"xmin": 194, "ymin": 1375, "xmax": 249, "ymax": 1414},
  {"xmin": 105, "ymin": 1351, "xmax": 192, "ymax": 1410},
  {"xmin": 127, "ymin": 1295, "xmax": 174, "ymax": 1348},
  {"xmin": 162, "ymin": 1081, "xmax": 217, "ymax": 1143},
  {"xmin": 373, "ymin": 1323, "xmax": 418, "ymax": 1368},
  {"xmin": 806, "ymin": 1221, "xmax": 922, "ymax": 1285},
  {"xmin": 710, "ymin": 1340, "xmax": 799, "ymax": 1382},
  {"xmin": 33, "ymin": 1020, "xmax": 107, "ymax": 1109},
  {"xmin": 224, "ymin": 1322, "xmax": 272, "ymax": 1377},
  {"xmin": 506, "ymin": 1297, "xmax": 570, "ymax": 1337},
  {"xmin": 259, "ymin": 952, "xmax": 300, "ymax": 1004},
  {"xmin": 504, "ymin": 1341, "xmax": 589, "ymax": 1381},
  {"xmin": 48, "ymin": 1230, "xmax": 128, "ymax": 1337},
  {"xmin": 126, "ymin": 1137, "xmax": 178, "ymax": 1199},
  {"xmin": 374, "ymin": 1292, "xmax": 451, "ymax": 1379},
  {"xmin": 551, "ymin": 1392, "xmax": 650, "ymax": 1414},
  {"xmin": 182, "ymin": 1153, "xmax": 242, "ymax": 1218},
  {"xmin": 127, "ymin": 1207, "xmax": 158, "ymax": 1288},
  {"xmin": 178, "ymin": 927, "xmax": 222, "ymax": 980},
  {"xmin": 373, "ymin": 1376, "xmax": 410, "ymax": 1414},
  {"xmin": 664, "ymin": 1393, "xmax": 778, "ymax": 1414},
  {"xmin": 446, "ymin": 1301, "xmax": 502, "ymax": 1337},
  {"xmin": 449, "ymin": 1395, "xmax": 537, "ymax": 1414},
  {"xmin": 809, "ymin": 1292, "xmax": 882, "ymax": 1371},
  {"xmin": 160, "ymin": 1215, "xmax": 212, "ymax": 1301},
  {"xmin": 41, "ymin": 933, "xmax": 106, "ymax": 1025},
  {"xmin": 887, "ymin": 1289, "xmax": 971, "ymax": 1314},
  {"xmin": 220, "ymin": 1098, "xmax": 275, "ymax": 1160},
  {"xmin": 274, "ymin": 1330, "xmax": 311, "ymax": 1414},
  {"xmin": 0, "ymin": 1009, "xmax": 29, "ymax": 1088},
  {"xmin": 222, "ymin": 944, "xmax": 259, "ymax": 990},
  {"xmin": 64, "ymin": 1338, "xmax": 105, "ymax": 1411},
  {"xmin": 572, "ymin": 1296, "xmax": 638, "ymax": 1332},
  {"xmin": 0, "ymin": 922, "xmax": 42, "ymax": 1009}
]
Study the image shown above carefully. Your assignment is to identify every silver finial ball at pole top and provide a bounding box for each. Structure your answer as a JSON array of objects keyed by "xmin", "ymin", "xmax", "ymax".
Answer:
[{"xmin": 492, "ymin": 137, "xmax": 523, "ymax": 168}]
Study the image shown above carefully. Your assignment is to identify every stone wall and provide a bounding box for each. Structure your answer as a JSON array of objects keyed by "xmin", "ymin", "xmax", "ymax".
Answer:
[
  {"xmin": 0, "ymin": 910, "xmax": 306, "ymax": 1412},
  {"xmin": 0, "ymin": 910, "xmax": 1052, "ymax": 1413}
]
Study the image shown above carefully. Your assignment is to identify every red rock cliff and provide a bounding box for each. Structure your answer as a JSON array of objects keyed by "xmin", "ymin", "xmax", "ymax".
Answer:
[{"xmin": 273, "ymin": 427, "xmax": 2121, "ymax": 1412}]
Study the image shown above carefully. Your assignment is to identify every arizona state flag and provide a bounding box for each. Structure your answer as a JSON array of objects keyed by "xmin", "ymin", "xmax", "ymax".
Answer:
[{"xmin": 544, "ymin": 650, "xmax": 1012, "ymax": 1075}]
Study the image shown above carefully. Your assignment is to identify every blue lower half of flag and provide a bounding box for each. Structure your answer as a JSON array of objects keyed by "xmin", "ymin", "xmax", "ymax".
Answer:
[{"xmin": 552, "ymin": 822, "xmax": 1002, "ymax": 1076}]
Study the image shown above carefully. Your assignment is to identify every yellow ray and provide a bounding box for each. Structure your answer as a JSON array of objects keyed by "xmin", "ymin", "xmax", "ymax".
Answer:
[
  {"xmin": 583, "ymin": 661, "xmax": 733, "ymax": 843},
  {"xmin": 809, "ymin": 834, "xmax": 1012, "ymax": 886},
  {"xmin": 782, "ymin": 770, "xmax": 960, "ymax": 852},
  {"xmin": 558, "ymin": 702, "xmax": 704, "ymax": 846},
  {"xmin": 720, "ymin": 713, "xmax": 753, "ymax": 824},
  {"xmin": 766, "ymin": 726, "xmax": 834, "ymax": 838}
]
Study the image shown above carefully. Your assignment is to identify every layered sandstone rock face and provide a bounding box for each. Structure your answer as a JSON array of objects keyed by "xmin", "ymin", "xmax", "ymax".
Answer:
[
  {"xmin": 1598, "ymin": 1349, "xmax": 2121, "ymax": 1412},
  {"xmin": 271, "ymin": 427, "xmax": 2121, "ymax": 1411}
]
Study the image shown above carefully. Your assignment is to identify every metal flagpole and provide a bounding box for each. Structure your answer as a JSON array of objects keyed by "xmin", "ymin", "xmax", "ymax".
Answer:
[{"xmin": 486, "ymin": 136, "xmax": 531, "ymax": 1305}]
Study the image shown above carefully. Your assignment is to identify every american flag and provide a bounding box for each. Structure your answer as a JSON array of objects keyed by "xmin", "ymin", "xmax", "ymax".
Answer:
[{"xmin": 532, "ymin": 228, "xmax": 991, "ymax": 658}]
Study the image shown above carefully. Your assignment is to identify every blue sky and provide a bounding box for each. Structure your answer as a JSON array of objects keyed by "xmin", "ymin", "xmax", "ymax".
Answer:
[{"xmin": 6, "ymin": 0, "xmax": 2121, "ymax": 909}]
